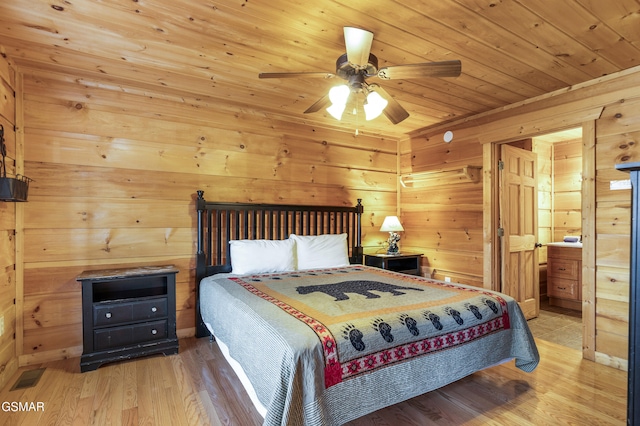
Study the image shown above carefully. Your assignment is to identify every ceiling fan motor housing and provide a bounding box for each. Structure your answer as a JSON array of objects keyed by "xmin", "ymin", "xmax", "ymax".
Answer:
[{"xmin": 335, "ymin": 53, "xmax": 378, "ymax": 79}]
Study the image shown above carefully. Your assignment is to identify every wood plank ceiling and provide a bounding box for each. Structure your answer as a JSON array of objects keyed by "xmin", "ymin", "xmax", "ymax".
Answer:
[{"xmin": 1, "ymin": 0, "xmax": 639, "ymax": 138}]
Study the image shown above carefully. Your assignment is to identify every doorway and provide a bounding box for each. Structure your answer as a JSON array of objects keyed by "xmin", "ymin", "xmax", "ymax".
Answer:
[
  {"xmin": 491, "ymin": 127, "xmax": 584, "ymax": 351},
  {"xmin": 529, "ymin": 127, "xmax": 583, "ymax": 350},
  {"xmin": 484, "ymin": 120, "xmax": 597, "ymax": 361}
]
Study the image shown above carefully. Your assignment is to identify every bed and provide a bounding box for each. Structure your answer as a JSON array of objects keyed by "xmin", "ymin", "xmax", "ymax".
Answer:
[{"xmin": 194, "ymin": 191, "xmax": 539, "ymax": 425}]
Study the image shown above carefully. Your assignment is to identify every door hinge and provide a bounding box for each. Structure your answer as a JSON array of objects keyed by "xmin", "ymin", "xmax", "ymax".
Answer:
[
  {"xmin": 497, "ymin": 228, "xmax": 504, "ymax": 237},
  {"xmin": 498, "ymin": 160, "xmax": 504, "ymax": 170}
]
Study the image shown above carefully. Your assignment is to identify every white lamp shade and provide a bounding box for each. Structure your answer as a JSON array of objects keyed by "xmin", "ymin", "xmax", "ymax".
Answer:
[
  {"xmin": 326, "ymin": 85, "xmax": 351, "ymax": 120},
  {"xmin": 364, "ymin": 91, "xmax": 388, "ymax": 120},
  {"xmin": 380, "ymin": 215, "xmax": 404, "ymax": 232},
  {"xmin": 343, "ymin": 27, "xmax": 374, "ymax": 66},
  {"xmin": 328, "ymin": 85, "xmax": 350, "ymax": 105},
  {"xmin": 326, "ymin": 103, "xmax": 346, "ymax": 120},
  {"xmin": 325, "ymin": 84, "xmax": 390, "ymax": 122}
]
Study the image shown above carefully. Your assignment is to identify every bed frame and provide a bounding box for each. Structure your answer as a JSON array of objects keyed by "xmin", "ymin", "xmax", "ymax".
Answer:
[{"xmin": 195, "ymin": 190, "xmax": 364, "ymax": 337}]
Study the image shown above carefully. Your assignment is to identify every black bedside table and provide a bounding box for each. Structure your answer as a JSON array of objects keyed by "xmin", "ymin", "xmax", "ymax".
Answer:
[
  {"xmin": 364, "ymin": 253, "xmax": 423, "ymax": 276},
  {"xmin": 77, "ymin": 265, "xmax": 179, "ymax": 372}
]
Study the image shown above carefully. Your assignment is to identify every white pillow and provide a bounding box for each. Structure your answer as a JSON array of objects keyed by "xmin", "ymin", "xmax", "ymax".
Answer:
[
  {"xmin": 229, "ymin": 239, "xmax": 296, "ymax": 275},
  {"xmin": 290, "ymin": 233, "xmax": 350, "ymax": 270}
]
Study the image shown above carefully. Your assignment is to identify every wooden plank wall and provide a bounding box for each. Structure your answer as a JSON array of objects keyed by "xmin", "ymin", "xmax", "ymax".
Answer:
[
  {"xmin": 401, "ymin": 68, "xmax": 640, "ymax": 369},
  {"xmin": 533, "ymin": 140, "xmax": 552, "ymax": 296},
  {"xmin": 553, "ymin": 138, "xmax": 583, "ymax": 241},
  {"xmin": 0, "ymin": 51, "xmax": 18, "ymax": 389},
  {"xmin": 16, "ymin": 67, "xmax": 398, "ymax": 365},
  {"xmin": 594, "ymin": 99, "xmax": 637, "ymax": 365},
  {"xmin": 399, "ymin": 139, "xmax": 484, "ymax": 286}
]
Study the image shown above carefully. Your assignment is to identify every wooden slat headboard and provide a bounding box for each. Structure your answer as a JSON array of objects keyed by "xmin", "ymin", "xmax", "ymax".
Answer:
[{"xmin": 194, "ymin": 190, "xmax": 364, "ymax": 337}]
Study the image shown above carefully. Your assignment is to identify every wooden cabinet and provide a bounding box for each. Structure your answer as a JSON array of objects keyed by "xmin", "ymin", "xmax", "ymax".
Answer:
[
  {"xmin": 547, "ymin": 245, "xmax": 581, "ymax": 310},
  {"xmin": 365, "ymin": 253, "xmax": 423, "ymax": 276},
  {"xmin": 77, "ymin": 265, "xmax": 179, "ymax": 372}
]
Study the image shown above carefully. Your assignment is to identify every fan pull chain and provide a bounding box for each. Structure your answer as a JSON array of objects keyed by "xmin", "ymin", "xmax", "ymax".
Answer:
[{"xmin": 354, "ymin": 94, "xmax": 360, "ymax": 136}]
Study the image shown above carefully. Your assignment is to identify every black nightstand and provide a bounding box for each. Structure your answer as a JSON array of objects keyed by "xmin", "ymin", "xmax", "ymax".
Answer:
[
  {"xmin": 365, "ymin": 253, "xmax": 423, "ymax": 276},
  {"xmin": 77, "ymin": 265, "xmax": 179, "ymax": 372}
]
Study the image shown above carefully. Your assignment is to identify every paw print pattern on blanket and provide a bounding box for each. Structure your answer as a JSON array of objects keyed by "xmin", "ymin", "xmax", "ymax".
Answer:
[
  {"xmin": 483, "ymin": 298, "xmax": 499, "ymax": 314},
  {"xmin": 422, "ymin": 310, "xmax": 443, "ymax": 331},
  {"xmin": 399, "ymin": 314, "xmax": 420, "ymax": 336},
  {"xmin": 445, "ymin": 307, "xmax": 464, "ymax": 325},
  {"xmin": 342, "ymin": 323, "xmax": 365, "ymax": 351},
  {"xmin": 465, "ymin": 303, "xmax": 483, "ymax": 320},
  {"xmin": 372, "ymin": 318, "xmax": 394, "ymax": 343}
]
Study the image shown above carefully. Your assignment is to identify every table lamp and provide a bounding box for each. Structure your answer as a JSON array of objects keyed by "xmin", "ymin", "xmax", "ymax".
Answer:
[{"xmin": 380, "ymin": 215, "xmax": 404, "ymax": 255}]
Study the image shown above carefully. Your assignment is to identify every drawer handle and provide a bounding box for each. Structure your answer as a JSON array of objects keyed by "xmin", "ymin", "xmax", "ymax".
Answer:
[
  {"xmin": 105, "ymin": 312, "xmax": 112, "ymax": 319},
  {"xmin": 151, "ymin": 306, "xmax": 157, "ymax": 313},
  {"xmin": 151, "ymin": 329, "xmax": 157, "ymax": 335},
  {"xmin": 558, "ymin": 268, "xmax": 566, "ymax": 271},
  {"xmin": 557, "ymin": 287, "xmax": 567, "ymax": 290}
]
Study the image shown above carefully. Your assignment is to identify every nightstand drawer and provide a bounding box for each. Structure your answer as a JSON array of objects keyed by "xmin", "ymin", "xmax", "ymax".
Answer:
[
  {"xmin": 93, "ymin": 297, "xmax": 167, "ymax": 327},
  {"xmin": 94, "ymin": 320, "xmax": 168, "ymax": 351},
  {"xmin": 132, "ymin": 298, "xmax": 167, "ymax": 321}
]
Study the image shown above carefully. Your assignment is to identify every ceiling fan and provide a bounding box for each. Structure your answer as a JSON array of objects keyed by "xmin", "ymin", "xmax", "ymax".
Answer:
[{"xmin": 259, "ymin": 27, "xmax": 461, "ymax": 124}]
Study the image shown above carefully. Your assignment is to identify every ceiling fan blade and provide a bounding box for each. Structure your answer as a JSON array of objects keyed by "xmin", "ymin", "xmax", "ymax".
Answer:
[
  {"xmin": 368, "ymin": 84, "xmax": 410, "ymax": 124},
  {"xmin": 259, "ymin": 72, "xmax": 335, "ymax": 79},
  {"xmin": 344, "ymin": 27, "xmax": 374, "ymax": 67},
  {"xmin": 377, "ymin": 60, "xmax": 462, "ymax": 80},
  {"xmin": 304, "ymin": 94, "xmax": 331, "ymax": 114}
]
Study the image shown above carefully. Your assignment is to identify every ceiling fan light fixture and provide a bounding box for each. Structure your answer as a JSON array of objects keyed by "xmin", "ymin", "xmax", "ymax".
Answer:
[
  {"xmin": 343, "ymin": 27, "xmax": 374, "ymax": 67},
  {"xmin": 326, "ymin": 84, "xmax": 350, "ymax": 120},
  {"xmin": 326, "ymin": 103, "xmax": 346, "ymax": 120},
  {"xmin": 328, "ymin": 84, "xmax": 350, "ymax": 105},
  {"xmin": 364, "ymin": 91, "xmax": 388, "ymax": 120}
]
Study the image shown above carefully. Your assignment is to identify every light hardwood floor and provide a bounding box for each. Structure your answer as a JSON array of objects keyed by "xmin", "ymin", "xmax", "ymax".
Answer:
[{"xmin": 0, "ymin": 337, "xmax": 626, "ymax": 426}]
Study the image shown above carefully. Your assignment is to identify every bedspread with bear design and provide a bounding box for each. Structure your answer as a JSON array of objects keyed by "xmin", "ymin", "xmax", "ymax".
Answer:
[{"xmin": 200, "ymin": 265, "xmax": 539, "ymax": 426}]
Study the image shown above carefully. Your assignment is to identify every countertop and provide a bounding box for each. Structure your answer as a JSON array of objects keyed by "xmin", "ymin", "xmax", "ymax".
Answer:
[{"xmin": 546, "ymin": 242, "xmax": 582, "ymax": 248}]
